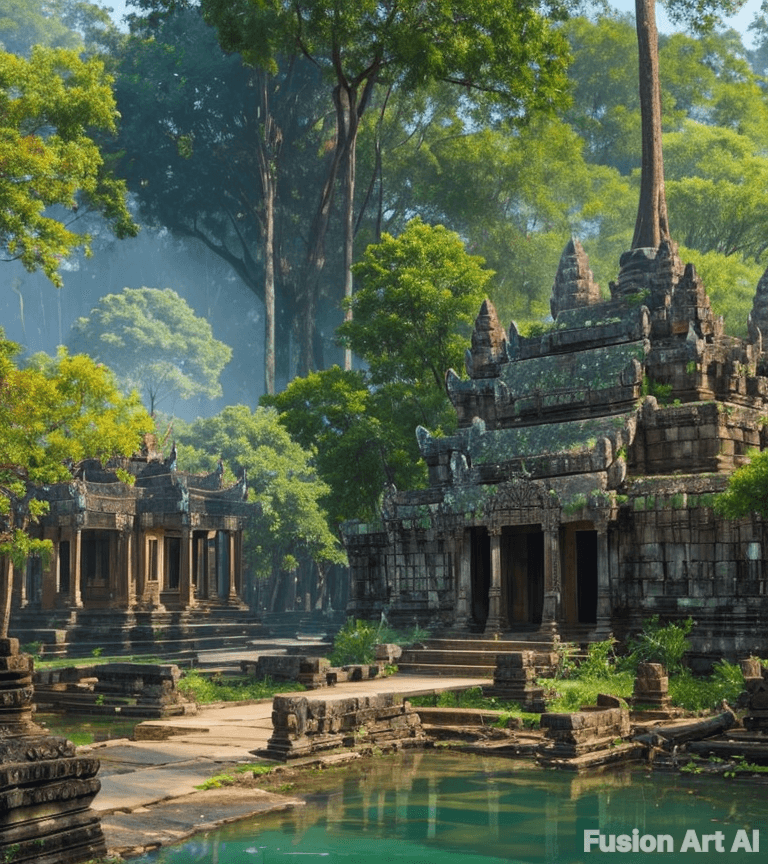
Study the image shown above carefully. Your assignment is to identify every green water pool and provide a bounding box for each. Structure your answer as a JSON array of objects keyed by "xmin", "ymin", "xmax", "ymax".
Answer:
[{"xmin": 132, "ymin": 750, "xmax": 768, "ymax": 864}]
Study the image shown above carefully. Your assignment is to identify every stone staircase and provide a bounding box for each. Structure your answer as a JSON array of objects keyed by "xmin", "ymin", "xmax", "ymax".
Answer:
[
  {"xmin": 10, "ymin": 604, "xmax": 266, "ymax": 659},
  {"xmin": 397, "ymin": 628, "xmax": 596, "ymax": 677}
]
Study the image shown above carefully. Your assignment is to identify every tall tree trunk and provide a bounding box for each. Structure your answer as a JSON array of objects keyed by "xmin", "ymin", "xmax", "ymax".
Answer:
[
  {"xmin": 633, "ymin": 0, "xmax": 670, "ymax": 249},
  {"xmin": 256, "ymin": 74, "xmax": 280, "ymax": 395},
  {"xmin": 340, "ymin": 88, "xmax": 358, "ymax": 372},
  {"xmin": 1, "ymin": 557, "xmax": 12, "ymax": 639}
]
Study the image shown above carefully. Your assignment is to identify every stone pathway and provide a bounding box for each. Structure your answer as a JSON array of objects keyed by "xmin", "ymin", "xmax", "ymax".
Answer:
[{"xmin": 84, "ymin": 674, "xmax": 487, "ymax": 858}]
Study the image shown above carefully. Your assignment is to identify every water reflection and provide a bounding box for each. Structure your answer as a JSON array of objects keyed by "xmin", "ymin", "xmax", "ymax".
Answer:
[{"xmin": 138, "ymin": 751, "xmax": 768, "ymax": 864}]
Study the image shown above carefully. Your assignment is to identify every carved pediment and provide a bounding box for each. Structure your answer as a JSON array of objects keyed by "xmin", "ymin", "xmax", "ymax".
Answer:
[{"xmin": 488, "ymin": 476, "xmax": 547, "ymax": 512}]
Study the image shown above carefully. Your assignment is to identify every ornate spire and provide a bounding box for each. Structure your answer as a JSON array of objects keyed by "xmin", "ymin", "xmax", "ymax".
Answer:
[
  {"xmin": 550, "ymin": 238, "xmax": 600, "ymax": 319},
  {"xmin": 465, "ymin": 298, "xmax": 508, "ymax": 379}
]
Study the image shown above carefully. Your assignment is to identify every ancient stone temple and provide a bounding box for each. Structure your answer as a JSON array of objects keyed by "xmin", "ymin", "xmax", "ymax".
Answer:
[
  {"xmin": 7, "ymin": 443, "xmax": 257, "ymax": 656},
  {"xmin": 344, "ymin": 239, "xmax": 768, "ymax": 667}
]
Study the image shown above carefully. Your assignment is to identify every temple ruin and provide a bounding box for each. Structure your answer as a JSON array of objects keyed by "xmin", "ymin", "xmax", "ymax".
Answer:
[
  {"xmin": 7, "ymin": 442, "xmax": 257, "ymax": 656},
  {"xmin": 344, "ymin": 240, "xmax": 768, "ymax": 668}
]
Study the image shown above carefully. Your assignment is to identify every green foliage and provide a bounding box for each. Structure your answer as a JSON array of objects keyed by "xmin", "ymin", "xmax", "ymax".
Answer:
[
  {"xmin": 341, "ymin": 218, "xmax": 493, "ymax": 393},
  {"xmin": 0, "ymin": 47, "xmax": 136, "ymax": 288},
  {"xmin": 176, "ymin": 671, "xmax": 303, "ymax": 705},
  {"xmin": 174, "ymin": 406, "xmax": 346, "ymax": 579},
  {"xmin": 0, "ymin": 333, "xmax": 153, "ymax": 634},
  {"xmin": 577, "ymin": 637, "xmax": 619, "ymax": 679},
  {"xmin": 668, "ymin": 661, "xmax": 744, "ymax": 712},
  {"xmin": 195, "ymin": 763, "xmax": 274, "ymax": 790},
  {"xmin": 328, "ymin": 618, "xmax": 431, "ymax": 666},
  {"xmin": 547, "ymin": 673, "xmax": 634, "ymax": 712},
  {"xmin": 69, "ymin": 288, "xmax": 232, "ymax": 414},
  {"xmin": 715, "ymin": 449, "xmax": 768, "ymax": 520},
  {"xmin": 625, "ymin": 615, "xmax": 694, "ymax": 673}
]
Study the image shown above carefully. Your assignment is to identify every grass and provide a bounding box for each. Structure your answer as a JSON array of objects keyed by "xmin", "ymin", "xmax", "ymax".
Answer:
[
  {"xmin": 195, "ymin": 763, "xmax": 274, "ymax": 790},
  {"xmin": 176, "ymin": 670, "xmax": 304, "ymax": 704}
]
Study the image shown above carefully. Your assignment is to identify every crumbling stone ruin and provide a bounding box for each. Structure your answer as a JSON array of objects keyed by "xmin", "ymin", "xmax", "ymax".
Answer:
[
  {"xmin": 538, "ymin": 694, "xmax": 633, "ymax": 768},
  {"xmin": 34, "ymin": 662, "xmax": 194, "ymax": 718},
  {"xmin": 483, "ymin": 651, "xmax": 549, "ymax": 712},
  {"xmin": 261, "ymin": 692, "xmax": 426, "ymax": 760},
  {"xmin": 344, "ymin": 238, "xmax": 768, "ymax": 666},
  {"xmin": 633, "ymin": 662, "xmax": 671, "ymax": 710},
  {"xmin": 0, "ymin": 638, "xmax": 106, "ymax": 863}
]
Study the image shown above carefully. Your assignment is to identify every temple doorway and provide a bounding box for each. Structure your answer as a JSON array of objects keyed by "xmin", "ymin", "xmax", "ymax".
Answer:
[
  {"xmin": 502, "ymin": 526, "xmax": 544, "ymax": 625},
  {"xmin": 561, "ymin": 523, "xmax": 598, "ymax": 624},
  {"xmin": 469, "ymin": 526, "xmax": 490, "ymax": 630}
]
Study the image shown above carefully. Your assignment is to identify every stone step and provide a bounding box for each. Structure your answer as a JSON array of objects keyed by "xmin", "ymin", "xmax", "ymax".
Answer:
[{"xmin": 397, "ymin": 662, "xmax": 495, "ymax": 678}]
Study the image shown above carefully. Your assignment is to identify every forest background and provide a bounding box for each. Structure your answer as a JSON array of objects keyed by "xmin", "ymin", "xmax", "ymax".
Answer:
[{"xmin": 5, "ymin": 0, "xmax": 768, "ymax": 606}]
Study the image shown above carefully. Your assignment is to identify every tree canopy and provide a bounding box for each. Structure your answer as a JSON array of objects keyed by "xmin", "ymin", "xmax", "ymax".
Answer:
[
  {"xmin": 0, "ymin": 333, "xmax": 153, "ymax": 635},
  {"xmin": 69, "ymin": 287, "xmax": 233, "ymax": 414},
  {"xmin": 340, "ymin": 218, "xmax": 492, "ymax": 393},
  {"xmin": 715, "ymin": 450, "xmax": 768, "ymax": 520},
  {"xmin": 172, "ymin": 405, "xmax": 345, "ymax": 582},
  {"xmin": 0, "ymin": 47, "xmax": 137, "ymax": 288}
]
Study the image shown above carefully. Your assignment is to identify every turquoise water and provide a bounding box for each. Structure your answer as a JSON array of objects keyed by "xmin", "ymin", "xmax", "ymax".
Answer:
[{"xmin": 136, "ymin": 751, "xmax": 768, "ymax": 864}]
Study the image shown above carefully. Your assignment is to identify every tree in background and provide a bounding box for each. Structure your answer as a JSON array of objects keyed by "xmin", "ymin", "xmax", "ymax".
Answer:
[
  {"xmin": 69, "ymin": 287, "xmax": 232, "ymax": 414},
  {"xmin": 340, "ymin": 218, "xmax": 492, "ymax": 394},
  {"xmin": 0, "ymin": 0, "xmax": 117, "ymax": 56},
  {"xmin": 199, "ymin": 0, "xmax": 571, "ymax": 375},
  {"xmin": 173, "ymin": 405, "xmax": 345, "ymax": 611},
  {"xmin": 0, "ymin": 46, "xmax": 137, "ymax": 288},
  {"xmin": 269, "ymin": 220, "xmax": 493, "ymax": 525},
  {"xmin": 631, "ymin": 0, "xmax": 743, "ymax": 249},
  {"xmin": 112, "ymin": 5, "xmax": 329, "ymax": 395},
  {"xmin": 0, "ymin": 333, "xmax": 153, "ymax": 636}
]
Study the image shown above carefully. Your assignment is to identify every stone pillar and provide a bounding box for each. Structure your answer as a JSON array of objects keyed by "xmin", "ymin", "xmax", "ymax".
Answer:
[
  {"xmin": 228, "ymin": 532, "xmax": 237, "ymax": 601},
  {"xmin": 454, "ymin": 530, "xmax": 471, "ymax": 629},
  {"xmin": 41, "ymin": 535, "xmax": 57, "ymax": 611},
  {"xmin": 541, "ymin": 524, "xmax": 560, "ymax": 640},
  {"xmin": 69, "ymin": 528, "xmax": 83, "ymax": 609},
  {"xmin": 484, "ymin": 526, "xmax": 507, "ymax": 635},
  {"xmin": 126, "ymin": 529, "xmax": 137, "ymax": 608},
  {"xmin": 179, "ymin": 524, "xmax": 194, "ymax": 609},
  {"xmin": 594, "ymin": 524, "xmax": 612, "ymax": 638}
]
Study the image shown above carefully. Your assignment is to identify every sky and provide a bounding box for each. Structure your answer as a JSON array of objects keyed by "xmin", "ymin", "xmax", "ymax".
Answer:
[{"xmin": 104, "ymin": 0, "xmax": 765, "ymax": 45}]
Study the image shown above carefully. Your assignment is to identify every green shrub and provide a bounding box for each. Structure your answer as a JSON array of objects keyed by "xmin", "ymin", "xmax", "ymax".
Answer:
[
  {"xmin": 576, "ymin": 638, "xmax": 618, "ymax": 679},
  {"xmin": 328, "ymin": 617, "xmax": 431, "ymax": 666},
  {"xmin": 177, "ymin": 671, "xmax": 303, "ymax": 704},
  {"xmin": 669, "ymin": 661, "xmax": 744, "ymax": 712},
  {"xmin": 625, "ymin": 615, "xmax": 693, "ymax": 673},
  {"xmin": 328, "ymin": 618, "xmax": 381, "ymax": 665}
]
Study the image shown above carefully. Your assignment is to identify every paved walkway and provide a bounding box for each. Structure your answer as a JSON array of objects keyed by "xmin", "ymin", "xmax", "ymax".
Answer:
[{"xmin": 85, "ymin": 674, "xmax": 487, "ymax": 857}]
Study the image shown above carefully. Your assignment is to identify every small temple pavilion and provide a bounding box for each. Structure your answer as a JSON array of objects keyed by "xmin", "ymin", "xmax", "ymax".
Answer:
[{"xmin": 8, "ymin": 441, "xmax": 257, "ymax": 655}]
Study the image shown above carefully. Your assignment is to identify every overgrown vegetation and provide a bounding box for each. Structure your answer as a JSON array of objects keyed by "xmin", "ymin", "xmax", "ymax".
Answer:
[
  {"xmin": 329, "ymin": 618, "xmax": 431, "ymax": 666},
  {"xmin": 176, "ymin": 671, "xmax": 303, "ymax": 705},
  {"xmin": 625, "ymin": 615, "xmax": 694, "ymax": 673},
  {"xmin": 195, "ymin": 763, "xmax": 274, "ymax": 790}
]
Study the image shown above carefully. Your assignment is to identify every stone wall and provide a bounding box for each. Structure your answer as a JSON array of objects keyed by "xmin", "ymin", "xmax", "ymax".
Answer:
[{"xmin": 261, "ymin": 693, "xmax": 426, "ymax": 760}]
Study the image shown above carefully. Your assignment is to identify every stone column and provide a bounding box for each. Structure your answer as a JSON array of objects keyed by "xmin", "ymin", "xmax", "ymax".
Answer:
[
  {"xmin": 454, "ymin": 529, "xmax": 471, "ymax": 629},
  {"xmin": 228, "ymin": 532, "xmax": 237, "ymax": 601},
  {"xmin": 69, "ymin": 528, "xmax": 83, "ymax": 609},
  {"xmin": 41, "ymin": 534, "xmax": 56, "ymax": 610},
  {"xmin": 541, "ymin": 523, "xmax": 560, "ymax": 640},
  {"xmin": 484, "ymin": 526, "xmax": 506, "ymax": 635},
  {"xmin": 126, "ymin": 529, "xmax": 137, "ymax": 609},
  {"xmin": 179, "ymin": 524, "xmax": 194, "ymax": 609},
  {"xmin": 594, "ymin": 523, "xmax": 612, "ymax": 638}
]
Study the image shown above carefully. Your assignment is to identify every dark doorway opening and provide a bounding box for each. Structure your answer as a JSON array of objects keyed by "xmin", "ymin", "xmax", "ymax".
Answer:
[
  {"xmin": 576, "ymin": 530, "xmax": 598, "ymax": 624},
  {"xmin": 503, "ymin": 526, "xmax": 544, "ymax": 625},
  {"xmin": 469, "ymin": 527, "xmax": 490, "ymax": 631}
]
